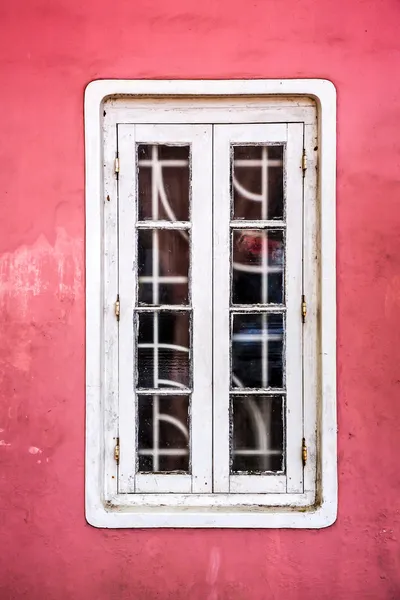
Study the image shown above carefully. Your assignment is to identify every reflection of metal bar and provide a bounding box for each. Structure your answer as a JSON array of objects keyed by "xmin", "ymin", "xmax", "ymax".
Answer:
[
  {"xmin": 232, "ymin": 334, "xmax": 282, "ymax": 342},
  {"xmin": 139, "ymin": 276, "xmax": 188, "ymax": 283},
  {"xmin": 138, "ymin": 343, "xmax": 189, "ymax": 353},
  {"xmin": 159, "ymin": 414, "xmax": 189, "ymax": 440},
  {"xmin": 156, "ymin": 380, "xmax": 189, "ymax": 389},
  {"xmin": 230, "ymin": 146, "xmax": 285, "ymax": 471},
  {"xmin": 231, "ymin": 389, "xmax": 286, "ymax": 395},
  {"xmin": 137, "ymin": 144, "xmax": 192, "ymax": 474},
  {"xmin": 234, "ymin": 449, "xmax": 281, "ymax": 455},
  {"xmin": 229, "ymin": 306, "xmax": 286, "ymax": 313},
  {"xmin": 151, "ymin": 146, "xmax": 160, "ymax": 473},
  {"xmin": 139, "ymin": 449, "xmax": 188, "ymax": 455},
  {"xmin": 135, "ymin": 306, "xmax": 191, "ymax": 312},
  {"xmin": 233, "ymin": 262, "xmax": 282, "ymax": 273},
  {"xmin": 138, "ymin": 388, "xmax": 190, "ymax": 395},
  {"xmin": 234, "ymin": 159, "xmax": 282, "ymax": 167},
  {"xmin": 139, "ymin": 160, "xmax": 189, "ymax": 167}
]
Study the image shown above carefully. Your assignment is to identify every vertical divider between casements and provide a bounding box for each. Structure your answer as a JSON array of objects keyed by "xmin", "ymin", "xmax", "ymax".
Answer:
[
  {"xmin": 191, "ymin": 126, "xmax": 214, "ymax": 493},
  {"xmin": 212, "ymin": 126, "xmax": 231, "ymax": 493}
]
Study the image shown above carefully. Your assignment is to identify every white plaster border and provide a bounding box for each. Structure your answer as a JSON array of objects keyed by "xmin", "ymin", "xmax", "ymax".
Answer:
[{"xmin": 84, "ymin": 79, "xmax": 337, "ymax": 528}]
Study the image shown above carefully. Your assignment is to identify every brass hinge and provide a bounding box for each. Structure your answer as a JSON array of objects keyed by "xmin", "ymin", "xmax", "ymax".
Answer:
[
  {"xmin": 114, "ymin": 438, "xmax": 120, "ymax": 464},
  {"xmin": 302, "ymin": 438, "xmax": 307, "ymax": 466},
  {"xmin": 302, "ymin": 149, "xmax": 307, "ymax": 175},
  {"xmin": 301, "ymin": 294, "xmax": 307, "ymax": 323},
  {"xmin": 114, "ymin": 295, "xmax": 120, "ymax": 321},
  {"xmin": 114, "ymin": 155, "xmax": 120, "ymax": 178}
]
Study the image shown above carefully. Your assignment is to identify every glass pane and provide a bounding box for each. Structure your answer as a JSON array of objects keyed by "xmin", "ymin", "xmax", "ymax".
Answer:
[
  {"xmin": 138, "ymin": 394, "xmax": 190, "ymax": 473},
  {"xmin": 137, "ymin": 144, "xmax": 190, "ymax": 221},
  {"xmin": 138, "ymin": 229, "xmax": 190, "ymax": 305},
  {"xmin": 231, "ymin": 313, "xmax": 284, "ymax": 389},
  {"xmin": 232, "ymin": 229, "xmax": 284, "ymax": 304},
  {"xmin": 232, "ymin": 145, "xmax": 284, "ymax": 220},
  {"xmin": 137, "ymin": 311, "xmax": 191, "ymax": 389},
  {"xmin": 231, "ymin": 395, "xmax": 284, "ymax": 473}
]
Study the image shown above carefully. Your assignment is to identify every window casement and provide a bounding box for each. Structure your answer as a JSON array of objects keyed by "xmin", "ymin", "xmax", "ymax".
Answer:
[{"xmin": 85, "ymin": 79, "xmax": 337, "ymax": 528}]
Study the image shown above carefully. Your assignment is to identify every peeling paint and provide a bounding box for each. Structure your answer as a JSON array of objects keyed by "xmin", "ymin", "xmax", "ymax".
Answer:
[{"xmin": 0, "ymin": 227, "xmax": 83, "ymax": 316}]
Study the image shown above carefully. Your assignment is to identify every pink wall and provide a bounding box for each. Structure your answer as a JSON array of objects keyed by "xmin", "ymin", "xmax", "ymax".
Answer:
[{"xmin": 1, "ymin": 0, "xmax": 400, "ymax": 597}]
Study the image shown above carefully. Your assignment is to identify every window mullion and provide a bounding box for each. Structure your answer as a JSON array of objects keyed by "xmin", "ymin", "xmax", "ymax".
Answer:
[
  {"xmin": 190, "ymin": 126, "xmax": 214, "ymax": 493},
  {"xmin": 212, "ymin": 125, "xmax": 232, "ymax": 493}
]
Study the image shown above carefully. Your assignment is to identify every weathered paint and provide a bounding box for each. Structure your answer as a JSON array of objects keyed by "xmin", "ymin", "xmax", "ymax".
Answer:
[{"xmin": 0, "ymin": 0, "xmax": 399, "ymax": 597}]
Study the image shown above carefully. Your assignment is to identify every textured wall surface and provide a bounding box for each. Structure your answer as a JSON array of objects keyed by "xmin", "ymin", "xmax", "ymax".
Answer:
[{"xmin": 1, "ymin": 0, "xmax": 400, "ymax": 598}]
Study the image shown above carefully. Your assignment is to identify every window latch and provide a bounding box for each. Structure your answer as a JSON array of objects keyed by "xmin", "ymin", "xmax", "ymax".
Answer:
[
  {"xmin": 302, "ymin": 438, "xmax": 307, "ymax": 466},
  {"xmin": 114, "ymin": 155, "xmax": 120, "ymax": 178},
  {"xmin": 114, "ymin": 439, "xmax": 120, "ymax": 464},
  {"xmin": 301, "ymin": 295, "xmax": 307, "ymax": 323},
  {"xmin": 114, "ymin": 295, "xmax": 120, "ymax": 321},
  {"xmin": 302, "ymin": 149, "xmax": 307, "ymax": 175}
]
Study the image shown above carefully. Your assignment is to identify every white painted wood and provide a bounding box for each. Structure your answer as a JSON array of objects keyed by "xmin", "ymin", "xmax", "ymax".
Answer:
[
  {"xmin": 111, "ymin": 490, "xmax": 315, "ymax": 508},
  {"xmin": 135, "ymin": 474, "xmax": 192, "ymax": 494},
  {"xmin": 188, "ymin": 126, "xmax": 214, "ymax": 493},
  {"xmin": 230, "ymin": 475, "xmax": 286, "ymax": 494},
  {"xmin": 303, "ymin": 123, "xmax": 319, "ymax": 497},
  {"xmin": 104, "ymin": 103, "xmax": 316, "ymax": 126},
  {"xmin": 85, "ymin": 79, "xmax": 337, "ymax": 529},
  {"xmin": 118, "ymin": 125, "xmax": 137, "ymax": 493},
  {"xmin": 117, "ymin": 124, "xmax": 213, "ymax": 494},
  {"xmin": 212, "ymin": 126, "xmax": 231, "ymax": 493},
  {"xmin": 103, "ymin": 117, "xmax": 119, "ymax": 500},
  {"xmin": 317, "ymin": 84, "xmax": 337, "ymax": 524},
  {"xmin": 285, "ymin": 123, "xmax": 304, "ymax": 493},
  {"xmin": 213, "ymin": 123, "xmax": 299, "ymax": 495}
]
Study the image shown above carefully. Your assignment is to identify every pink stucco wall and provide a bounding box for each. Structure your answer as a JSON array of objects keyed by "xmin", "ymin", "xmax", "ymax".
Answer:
[{"xmin": 1, "ymin": 0, "xmax": 400, "ymax": 597}]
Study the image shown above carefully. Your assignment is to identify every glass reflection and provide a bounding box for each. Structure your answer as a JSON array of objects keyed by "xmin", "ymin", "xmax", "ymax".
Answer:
[
  {"xmin": 232, "ymin": 145, "xmax": 284, "ymax": 220},
  {"xmin": 231, "ymin": 395, "xmax": 284, "ymax": 473},
  {"xmin": 137, "ymin": 144, "xmax": 190, "ymax": 221},
  {"xmin": 232, "ymin": 229, "xmax": 284, "ymax": 304},
  {"xmin": 138, "ymin": 394, "xmax": 189, "ymax": 473},
  {"xmin": 138, "ymin": 229, "xmax": 190, "ymax": 305},
  {"xmin": 137, "ymin": 311, "xmax": 191, "ymax": 389},
  {"xmin": 231, "ymin": 313, "xmax": 284, "ymax": 389}
]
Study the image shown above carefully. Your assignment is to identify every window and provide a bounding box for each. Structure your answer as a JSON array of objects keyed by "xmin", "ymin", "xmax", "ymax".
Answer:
[{"xmin": 85, "ymin": 79, "xmax": 337, "ymax": 528}]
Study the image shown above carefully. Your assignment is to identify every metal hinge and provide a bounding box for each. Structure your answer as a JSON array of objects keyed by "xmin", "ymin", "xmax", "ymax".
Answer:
[
  {"xmin": 114, "ymin": 295, "xmax": 120, "ymax": 321},
  {"xmin": 301, "ymin": 294, "xmax": 307, "ymax": 323},
  {"xmin": 302, "ymin": 149, "xmax": 307, "ymax": 175},
  {"xmin": 114, "ymin": 438, "xmax": 120, "ymax": 464},
  {"xmin": 302, "ymin": 438, "xmax": 307, "ymax": 466},
  {"xmin": 114, "ymin": 154, "xmax": 120, "ymax": 179}
]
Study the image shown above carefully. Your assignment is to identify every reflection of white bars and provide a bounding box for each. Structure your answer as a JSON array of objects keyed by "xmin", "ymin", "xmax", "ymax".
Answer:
[
  {"xmin": 139, "ymin": 276, "xmax": 188, "ymax": 283},
  {"xmin": 232, "ymin": 146, "xmax": 285, "ymax": 471},
  {"xmin": 137, "ymin": 145, "xmax": 190, "ymax": 472},
  {"xmin": 232, "ymin": 332, "xmax": 282, "ymax": 343}
]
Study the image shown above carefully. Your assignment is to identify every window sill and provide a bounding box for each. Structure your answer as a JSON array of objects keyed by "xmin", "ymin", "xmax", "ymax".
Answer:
[{"xmin": 86, "ymin": 497, "xmax": 337, "ymax": 529}]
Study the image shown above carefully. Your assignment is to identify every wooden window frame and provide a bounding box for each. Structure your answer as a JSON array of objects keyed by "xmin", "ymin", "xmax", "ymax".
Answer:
[{"xmin": 85, "ymin": 79, "xmax": 337, "ymax": 529}]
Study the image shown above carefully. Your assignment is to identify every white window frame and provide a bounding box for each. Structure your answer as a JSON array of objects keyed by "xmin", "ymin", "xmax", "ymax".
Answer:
[{"xmin": 85, "ymin": 79, "xmax": 337, "ymax": 529}]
